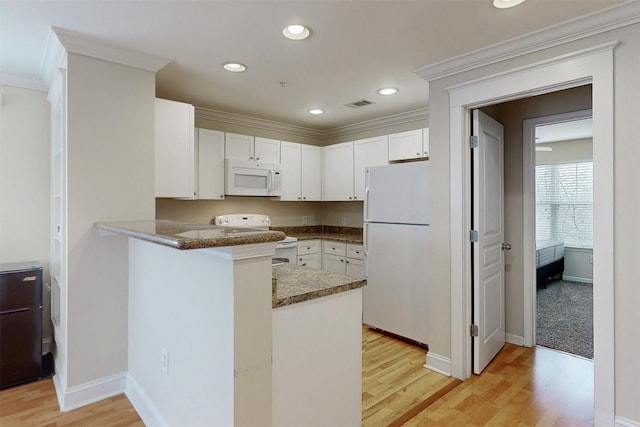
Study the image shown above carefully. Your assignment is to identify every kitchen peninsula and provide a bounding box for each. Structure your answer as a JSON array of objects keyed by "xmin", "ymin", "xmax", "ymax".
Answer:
[{"xmin": 95, "ymin": 220, "xmax": 365, "ymax": 427}]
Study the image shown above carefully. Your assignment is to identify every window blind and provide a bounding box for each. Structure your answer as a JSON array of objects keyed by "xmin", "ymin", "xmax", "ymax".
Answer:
[{"xmin": 535, "ymin": 161, "xmax": 593, "ymax": 248}]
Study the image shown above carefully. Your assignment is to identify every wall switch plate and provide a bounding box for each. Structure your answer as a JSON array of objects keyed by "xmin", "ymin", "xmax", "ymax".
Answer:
[
  {"xmin": 341, "ymin": 216, "xmax": 347, "ymax": 226},
  {"xmin": 302, "ymin": 216, "xmax": 307, "ymax": 225}
]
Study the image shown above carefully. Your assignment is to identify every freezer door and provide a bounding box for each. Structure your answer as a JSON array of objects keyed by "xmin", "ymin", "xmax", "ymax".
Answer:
[
  {"xmin": 0, "ymin": 269, "xmax": 43, "ymax": 312},
  {"xmin": 364, "ymin": 161, "xmax": 429, "ymax": 225},
  {"xmin": 363, "ymin": 223, "xmax": 429, "ymax": 344}
]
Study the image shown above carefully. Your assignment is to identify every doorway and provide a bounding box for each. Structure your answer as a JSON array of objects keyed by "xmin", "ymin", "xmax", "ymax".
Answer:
[{"xmin": 447, "ymin": 45, "xmax": 615, "ymax": 422}]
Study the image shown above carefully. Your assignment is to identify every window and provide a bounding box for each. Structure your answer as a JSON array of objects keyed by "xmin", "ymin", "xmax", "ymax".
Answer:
[{"xmin": 536, "ymin": 161, "xmax": 593, "ymax": 248}]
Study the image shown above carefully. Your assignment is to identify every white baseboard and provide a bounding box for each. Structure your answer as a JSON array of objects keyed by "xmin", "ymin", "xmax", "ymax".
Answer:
[
  {"xmin": 424, "ymin": 352, "xmax": 451, "ymax": 377},
  {"xmin": 506, "ymin": 334, "xmax": 524, "ymax": 346},
  {"xmin": 126, "ymin": 373, "xmax": 168, "ymax": 427},
  {"xmin": 616, "ymin": 416, "xmax": 640, "ymax": 427},
  {"xmin": 562, "ymin": 274, "xmax": 593, "ymax": 284},
  {"xmin": 53, "ymin": 372, "xmax": 127, "ymax": 412}
]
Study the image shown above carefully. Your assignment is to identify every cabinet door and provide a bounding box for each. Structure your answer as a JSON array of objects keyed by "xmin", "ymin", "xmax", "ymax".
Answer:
[
  {"xmin": 280, "ymin": 141, "xmax": 302, "ymax": 201},
  {"xmin": 346, "ymin": 258, "xmax": 366, "ymax": 278},
  {"xmin": 322, "ymin": 142, "xmax": 354, "ymax": 201},
  {"xmin": 155, "ymin": 98, "xmax": 195, "ymax": 198},
  {"xmin": 323, "ymin": 253, "xmax": 346, "ymax": 274},
  {"xmin": 197, "ymin": 129, "xmax": 225, "ymax": 200},
  {"xmin": 254, "ymin": 137, "xmax": 281, "ymax": 163},
  {"xmin": 225, "ymin": 133, "xmax": 254, "ymax": 160},
  {"xmin": 354, "ymin": 136, "xmax": 388, "ymax": 200},
  {"xmin": 300, "ymin": 144, "xmax": 322, "ymax": 201},
  {"xmin": 298, "ymin": 254, "xmax": 321, "ymax": 270},
  {"xmin": 422, "ymin": 128, "xmax": 430, "ymax": 158},
  {"xmin": 388, "ymin": 129, "xmax": 424, "ymax": 162}
]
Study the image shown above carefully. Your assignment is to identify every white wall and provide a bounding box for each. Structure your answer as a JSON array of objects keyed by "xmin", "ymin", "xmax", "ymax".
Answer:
[
  {"xmin": 64, "ymin": 53, "xmax": 156, "ymax": 388},
  {"xmin": 0, "ymin": 84, "xmax": 52, "ymax": 346},
  {"xmin": 427, "ymin": 22, "xmax": 640, "ymax": 422}
]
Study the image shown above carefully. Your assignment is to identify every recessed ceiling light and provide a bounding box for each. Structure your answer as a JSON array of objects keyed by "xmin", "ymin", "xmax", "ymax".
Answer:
[
  {"xmin": 493, "ymin": 0, "xmax": 526, "ymax": 9},
  {"xmin": 377, "ymin": 87, "xmax": 399, "ymax": 96},
  {"xmin": 223, "ymin": 62, "xmax": 247, "ymax": 72},
  {"xmin": 283, "ymin": 24, "xmax": 311, "ymax": 40},
  {"xmin": 308, "ymin": 109, "xmax": 324, "ymax": 115}
]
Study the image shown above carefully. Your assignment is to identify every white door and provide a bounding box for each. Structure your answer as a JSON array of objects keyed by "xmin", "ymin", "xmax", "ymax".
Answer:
[{"xmin": 472, "ymin": 110, "xmax": 505, "ymax": 374}]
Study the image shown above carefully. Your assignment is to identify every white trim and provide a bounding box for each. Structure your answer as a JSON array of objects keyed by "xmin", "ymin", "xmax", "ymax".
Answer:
[
  {"xmin": 562, "ymin": 275, "xmax": 594, "ymax": 284},
  {"xmin": 522, "ymin": 109, "xmax": 592, "ymax": 348},
  {"xmin": 0, "ymin": 72, "xmax": 47, "ymax": 91},
  {"xmin": 196, "ymin": 107, "xmax": 322, "ymax": 139},
  {"xmin": 616, "ymin": 416, "xmax": 640, "ymax": 427},
  {"xmin": 53, "ymin": 372, "xmax": 127, "ymax": 412},
  {"xmin": 195, "ymin": 106, "xmax": 429, "ymax": 141},
  {"xmin": 415, "ymin": 0, "xmax": 640, "ymax": 82},
  {"xmin": 48, "ymin": 27, "xmax": 170, "ymax": 76},
  {"xmin": 446, "ymin": 46, "xmax": 615, "ymax": 424},
  {"xmin": 40, "ymin": 28, "xmax": 66, "ymax": 87},
  {"xmin": 505, "ymin": 334, "xmax": 524, "ymax": 346},
  {"xmin": 424, "ymin": 352, "xmax": 451, "ymax": 377},
  {"xmin": 125, "ymin": 373, "xmax": 169, "ymax": 427}
]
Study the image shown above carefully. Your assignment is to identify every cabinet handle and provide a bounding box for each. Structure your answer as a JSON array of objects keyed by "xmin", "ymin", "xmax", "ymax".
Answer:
[
  {"xmin": 353, "ymin": 196, "xmax": 357, "ymax": 199},
  {"xmin": 424, "ymin": 151, "xmax": 428, "ymax": 155},
  {"xmin": 301, "ymin": 263, "xmax": 307, "ymax": 266},
  {"xmin": 303, "ymin": 196, "xmax": 306, "ymax": 200},
  {"xmin": 256, "ymin": 157, "xmax": 260, "ymax": 160},
  {"xmin": 416, "ymin": 152, "xmax": 420, "ymax": 156},
  {"xmin": 220, "ymin": 195, "xmax": 224, "ymax": 198},
  {"xmin": 345, "ymin": 260, "xmax": 349, "ymax": 264},
  {"xmin": 349, "ymin": 196, "xmax": 353, "ymax": 199},
  {"xmin": 298, "ymin": 197, "xmax": 301, "ymax": 200},
  {"xmin": 340, "ymin": 259, "xmax": 344, "ymax": 262}
]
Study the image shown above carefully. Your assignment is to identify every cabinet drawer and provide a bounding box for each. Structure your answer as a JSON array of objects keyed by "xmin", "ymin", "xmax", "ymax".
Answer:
[
  {"xmin": 346, "ymin": 244, "xmax": 365, "ymax": 260},
  {"xmin": 323, "ymin": 241, "xmax": 346, "ymax": 256},
  {"xmin": 297, "ymin": 240, "xmax": 321, "ymax": 255}
]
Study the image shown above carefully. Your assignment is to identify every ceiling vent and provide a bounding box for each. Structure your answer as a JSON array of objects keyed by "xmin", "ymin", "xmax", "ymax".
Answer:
[{"xmin": 345, "ymin": 99, "xmax": 375, "ymax": 109}]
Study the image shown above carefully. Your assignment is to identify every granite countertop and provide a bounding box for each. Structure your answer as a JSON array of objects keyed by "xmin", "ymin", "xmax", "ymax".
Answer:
[
  {"xmin": 272, "ymin": 225, "xmax": 363, "ymax": 245},
  {"xmin": 272, "ymin": 263, "xmax": 366, "ymax": 308},
  {"xmin": 95, "ymin": 220, "xmax": 285, "ymax": 250}
]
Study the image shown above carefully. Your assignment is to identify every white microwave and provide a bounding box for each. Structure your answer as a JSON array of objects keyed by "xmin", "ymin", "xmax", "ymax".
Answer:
[{"xmin": 224, "ymin": 159, "xmax": 282, "ymax": 197}]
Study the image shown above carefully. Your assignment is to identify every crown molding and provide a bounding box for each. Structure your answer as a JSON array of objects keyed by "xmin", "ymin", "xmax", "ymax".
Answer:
[
  {"xmin": 320, "ymin": 107, "xmax": 429, "ymax": 139},
  {"xmin": 0, "ymin": 72, "xmax": 47, "ymax": 91},
  {"xmin": 415, "ymin": 0, "xmax": 640, "ymax": 82},
  {"xmin": 196, "ymin": 106, "xmax": 429, "ymax": 140},
  {"xmin": 40, "ymin": 27, "xmax": 66, "ymax": 87},
  {"xmin": 47, "ymin": 27, "xmax": 171, "ymax": 75},
  {"xmin": 195, "ymin": 107, "xmax": 324, "ymax": 139}
]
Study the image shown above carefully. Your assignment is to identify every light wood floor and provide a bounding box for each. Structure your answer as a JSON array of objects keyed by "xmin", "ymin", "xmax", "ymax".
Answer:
[{"xmin": 0, "ymin": 329, "xmax": 594, "ymax": 426}]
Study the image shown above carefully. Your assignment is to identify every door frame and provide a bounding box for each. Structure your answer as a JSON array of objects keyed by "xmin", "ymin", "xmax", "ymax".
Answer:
[
  {"xmin": 448, "ymin": 42, "xmax": 616, "ymax": 424},
  {"xmin": 522, "ymin": 109, "xmax": 593, "ymax": 347}
]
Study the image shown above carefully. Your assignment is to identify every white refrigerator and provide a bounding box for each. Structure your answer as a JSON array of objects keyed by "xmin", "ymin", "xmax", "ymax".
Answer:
[{"xmin": 363, "ymin": 161, "xmax": 429, "ymax": 345}]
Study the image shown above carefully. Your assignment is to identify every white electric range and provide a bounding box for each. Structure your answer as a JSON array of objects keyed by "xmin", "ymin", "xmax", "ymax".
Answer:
[{"xmin": 212, "ymin": 214, "xmax": 297, "ymax": 263}]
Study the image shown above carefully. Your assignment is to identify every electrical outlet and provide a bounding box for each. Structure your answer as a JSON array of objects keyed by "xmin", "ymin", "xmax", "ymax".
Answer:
[
  {"xmin": 589, "ymin": 254, "xmax": 593, "ymax": 264},
  {"xmin": 341, "ymin": 216, "xmax": 347, "ymax": 226},
  {"xmin": 161, "ymin": 348, "xmax": 169, "ymax": 374},
  {"xmin": 302, "ymin": 216, "xmax": 307, "ymax": 225}
]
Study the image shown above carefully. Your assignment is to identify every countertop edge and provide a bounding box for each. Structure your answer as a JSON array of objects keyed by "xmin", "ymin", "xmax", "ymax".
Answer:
[{"xmin": 273, "ymin": 279, "xmax": 366, "ymax": 308}]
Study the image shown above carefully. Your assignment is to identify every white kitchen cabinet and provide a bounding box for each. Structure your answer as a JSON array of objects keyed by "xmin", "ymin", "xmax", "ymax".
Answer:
[
  {"xmin": 322, "ymin": 241, "xmax": 347, "ymax": 274},
  {"xmin": 225, "ymin": 133, "xmax": 280, "ymax": 163},
  {"xmin": 345, "ymin": 244, "xmax": 366, "ymax": 278},
  {"xmin": 196, "ymin": 128, "xmax": 225, "ymax": 200},
  {"xmin": 388, "ymin": 128, "xmax": 428, "ymax": 162},
  {"xmin": 354, "ymin": 135, "xmax": 388, "ymax": 200},
  {"xmin": 280, "ymin": 142, "xmax": 321, "ymax": 201},
  {"xmin": 155, "ymin": 98, "xmax": 195, "ymax": 198},
  {"xmin": 323, "ymin": 142, "xmax": 355, "ymax": 201},
  {"xmin": 297, "ymin": 240, "xmax": 321, "ymax": 270}
]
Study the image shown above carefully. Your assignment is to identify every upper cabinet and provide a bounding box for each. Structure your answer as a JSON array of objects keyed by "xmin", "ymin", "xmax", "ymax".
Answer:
[
  {"xmin": 323, "ymin": 142, "xmax": 355, "ymax": 201},
  {"xmin": 354, "ymin": 135, "xmax": 388, "ymax": 200},
  {"xmin": 225, "ymin": 133, "xmax": 280, "ymax": 163},
  {"xmin": 196, "ymin": 129, "xmax": 225, "ymax": 200},
  {"xmin": 155, "ymin": 98, "xmax": 195, "ymax": 198},
  {"xmin": 388, "ymin": 128, "xmax": 429, "ymax": 162},
  {"xmin": 280, "ymin": 141, "xmax": 321, "ymax": 201}
]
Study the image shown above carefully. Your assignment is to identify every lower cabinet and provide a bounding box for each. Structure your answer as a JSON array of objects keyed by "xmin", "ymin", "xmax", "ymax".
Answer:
[
  {"xmin": 297, "ymin": 240, "xmax": 321, "ymax": 270},
  {"xmin": 322, "ymin": 242, "xmax": 366, "ymax": 277}
]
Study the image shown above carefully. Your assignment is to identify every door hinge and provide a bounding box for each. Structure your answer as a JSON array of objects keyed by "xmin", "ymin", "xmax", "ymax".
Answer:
[
  {"xmin": 470, "ymin": 324, "xmax": 479, "ymax": 337},
  {"xmin": 470, "ymin": 135, "xmax": 478, "ymax": 148},
  {"xmin": 470, "ymin": 230, "xmax": 479, "ymax": 242}
]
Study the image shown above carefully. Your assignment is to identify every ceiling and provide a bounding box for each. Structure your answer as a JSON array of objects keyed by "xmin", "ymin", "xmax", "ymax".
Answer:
[
  {"xmin": 535, "ymin": 118, "xmax": 593, "ymax": 144},
  {"xmin": 0, "ymin": 1, "xmax": 625, "ymax": 130}
]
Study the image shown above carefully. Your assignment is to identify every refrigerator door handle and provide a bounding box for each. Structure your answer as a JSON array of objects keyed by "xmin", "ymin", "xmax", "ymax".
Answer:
[
  {"xmin": 364, "ymin": 188, "xmax": 370, "ymax": 221},
  {"xmin": 364, "ymin": 223, "xmax": 369, "ymax": 256}
]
